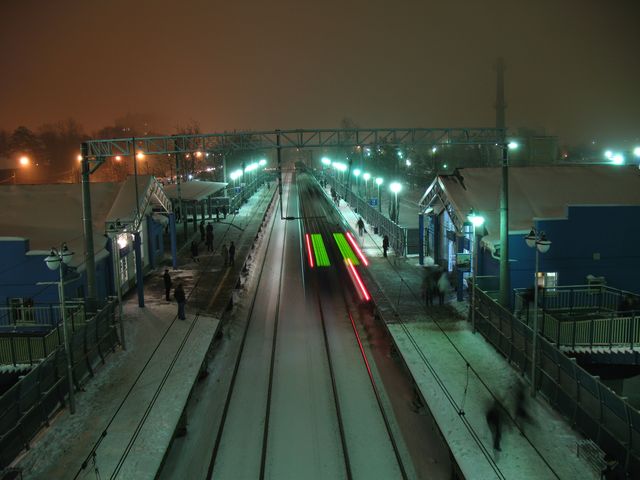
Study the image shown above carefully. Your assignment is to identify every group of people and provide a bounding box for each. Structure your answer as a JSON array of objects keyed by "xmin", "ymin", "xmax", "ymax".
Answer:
[
  {"xmin": 485, "ymin": 381, "xmax": 534, "ymax": 452},
  {"xmin": 422, "ymin": 267, "xmax": 452, "ymax": 306}
]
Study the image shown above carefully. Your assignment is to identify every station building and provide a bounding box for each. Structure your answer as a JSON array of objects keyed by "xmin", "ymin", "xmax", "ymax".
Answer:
[
  {"xmin": 419, "ymin": 165, "xmax": 640, "ymax": 301},
  {"xmin": 0, "ymin": 176, "xmax": 175, "ymax": 325}
]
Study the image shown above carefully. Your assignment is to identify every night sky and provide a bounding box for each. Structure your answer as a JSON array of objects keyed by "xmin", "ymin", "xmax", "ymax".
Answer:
[{"xmin": 1, "ymin": 0, "xmax": 638, "ymax": 145}]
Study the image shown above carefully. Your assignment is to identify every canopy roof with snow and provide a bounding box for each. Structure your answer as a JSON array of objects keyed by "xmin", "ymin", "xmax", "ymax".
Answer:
[
  {"xmin": 0, "ymin": 176, "xmax": 174, "ymax": 269},
  {"xmin": 162, "ymin": 181, "xmax": 227, "ymax": 203},
  {"xmin": 419, "ymin": 165, "xmax": 640, "ymax": 248}
]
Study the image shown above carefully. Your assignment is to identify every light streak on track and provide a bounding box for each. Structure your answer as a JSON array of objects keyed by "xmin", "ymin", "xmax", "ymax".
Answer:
[
  {"xmin": 305, "ymin": 233, "xmax": 314, "ymax": 268},
  {"xmin": 345, "ymin": 231, "xmax": 369, "ymax": 266},
  {"xmin": 346, "ymin": 259, "xmax": 370, "ymax": 301}
]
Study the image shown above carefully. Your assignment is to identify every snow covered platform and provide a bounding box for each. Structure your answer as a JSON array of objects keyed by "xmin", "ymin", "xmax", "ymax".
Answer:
[{"xmin": 15, "ymin": 296, "xmax": 220, "ymax": 479}]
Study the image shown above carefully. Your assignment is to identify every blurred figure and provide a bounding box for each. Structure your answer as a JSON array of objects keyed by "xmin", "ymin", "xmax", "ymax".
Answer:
[
  {"xmin": 485, "ymin": 398, "xmax": 503, "ymax": 452},
  {"xmin": 199, "ymin": 221, "xmax": 205, "ymax": 243},
  {"xmin": 229, "ymin": 241, "xmax": 236, "ymax": 266},
  {"xmin": 357, "ymin": 217, "xmax": 365, "ymax": 236},
  {"xmin": 174, "ymin": 283, "xmax": 186, "ymax": 320},
  {"xmin": 514, "ymin": 381, "xmax": 533, "ymax": 427},
  {"xmin": 206, "ymin": 222, "xmax": 214, "ymax": 252},
  {"xmin": 437, "ymin": 270, "xmax": 450, "ymax": 305},
  {"xmin": 422, "ymin": 268, "xmax": 436, "ymax": 307},
  {"xmin": 190, "ymin": 240, "xmax": 200, "ymax": 263},
  {"xmin": 221, "ymin": 243, "xmax": 229, "ymax": 267},
  {"xmin": 163, "ymin": 268, "xmax": 172, "ymax": 301},
  {"xmin": 382, "ymin": 235, "xmax": 389, "ymax": 257}
]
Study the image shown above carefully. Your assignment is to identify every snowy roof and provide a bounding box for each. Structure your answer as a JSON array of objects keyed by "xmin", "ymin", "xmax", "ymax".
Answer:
[
  {"xmin": 162, "ymin": 181, "xmax": 227, "ymax": 202},
  {"xmin": 0, "ymin": 182, "xmax": 122, "ymax": 268},
  {"xmin": 105, "ymin": 175, "xmax": 171, "ymax": 228},
  {"xmin": 421, "ymin": 165, "xmax": 640, "ymax": 246}
]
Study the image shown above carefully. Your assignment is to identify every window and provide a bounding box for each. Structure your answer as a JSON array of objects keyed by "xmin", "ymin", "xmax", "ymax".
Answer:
[{"xmin": 543, "ymin": 272, "xmax": 558, "ymax": 290}]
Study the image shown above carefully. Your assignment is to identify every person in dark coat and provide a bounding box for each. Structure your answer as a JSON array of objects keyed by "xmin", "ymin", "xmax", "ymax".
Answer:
[
  {"xmin": 163, "ymin": 269, "xmax": 172, "ymax": 301},
  {"xmin": 221, "ymin": 205, "xmax": 227, "ymax": 219},
  {"xmin": 174, "ymin": 283, "xmax": 186, "ymax": 320},
  {"xmin": 190, "ymin": 240, "xmax": 200, "ymax": 263},
  {"xmin": 437, "ymin": 271, "xmax": 450, "ymax": 305},
  {"xmin": 199, "ymin": 221, "xmax": 205, "ymax": 243},
  {"xmin": 221, "ymin": 243, "xmax": 229, "ymax": 267},
  {"xmin": 357, "ymin": 217, "xmax": 365, "ymax": 236},
  {"xmin": 205, "ymin": 223, "xmax": 214, "ymax": 252},
  {"xmin": 485, "ymin": 399, "xmax": 503, "ymax": 451},
  {"xmin": 422, "ymin": 269, "xmax": 436, "ymax": 307},
  {"xmin": 382, "ymin": 235, "xmax": 389, "ymax": 257},
  {"xmin": 228, "ymin": 241, "xmax": 236, "ymax": 266}
]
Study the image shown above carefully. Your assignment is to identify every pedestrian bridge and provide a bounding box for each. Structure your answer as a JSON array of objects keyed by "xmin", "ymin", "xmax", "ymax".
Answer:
[{"xmin": 514, "ymin": 285, "xmax": 640, "ymax": 363}]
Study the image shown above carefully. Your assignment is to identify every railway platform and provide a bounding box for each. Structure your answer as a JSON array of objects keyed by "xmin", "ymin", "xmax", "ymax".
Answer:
[
  {"xmin": 332, "ymin": 186, "xmax": 598, "ymax": 479},
  {"xmin": 13, "ymin": 184, "xmax": 276, "ymax": 480}
]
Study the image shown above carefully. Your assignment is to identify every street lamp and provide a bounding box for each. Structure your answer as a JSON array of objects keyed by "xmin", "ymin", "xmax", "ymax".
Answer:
[
  {"xmin": 375, "ymin": 177, "xmax": 383, "ymax": 212},
  {"xmin": 525, "ymin": 228, "xmax": 551, "ymax": 397},
  {"xmin": 353, "ymin": 168, "xmax": 361, "ymax": 195},
  {"xmin": 363, "ymin": 172, "xmax": 371, "ymax": 197},
  {"xmin": 44, "ymin": 243, "xmax": 76, "ymax": 414},
  {"xmin": 467, "ymin": 209, "xmax": 485, "ymax": 333},
  {"xmin": 390, "ymin": 181, "xmax": 402, "ymax": 223}
]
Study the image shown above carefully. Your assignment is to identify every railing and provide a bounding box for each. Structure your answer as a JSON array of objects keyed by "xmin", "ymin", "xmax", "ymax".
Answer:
[
  {"xmin": 0, "ymin": 300, "xmax": 119, "ymax": 469},
  {"xmin": 0, "ymin": 303, "xmax": 85, "ymax": 331},
  {"xmin": 227, "ymin": 170, "xmax": 274, "ymax": 214},
  {"xmin": 514, "ymin": 286, "xmax": 640, "ymax": 350},
  {"xmin": 473, "ymin": 288, "xmax": 640, "ymax": 475}
]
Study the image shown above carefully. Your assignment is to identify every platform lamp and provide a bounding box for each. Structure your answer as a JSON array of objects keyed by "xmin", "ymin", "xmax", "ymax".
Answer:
[
  {"xmin": 375, "ymin": 177, "xmax": 383, "ymax": 212},
  {"xmin": 390, "ymin": 182, "xmax": 402, "ymax": 223},
  {"xmin": 525, "ymin": 228, "xmax": 551, "ymax": 397},
  {"xmin": 44, "ymin": 243, "xmax": 76, "ymax": 414},
  {"xmin": 467, "ymin": 209, "xmax": 485, "ymax": 333}
]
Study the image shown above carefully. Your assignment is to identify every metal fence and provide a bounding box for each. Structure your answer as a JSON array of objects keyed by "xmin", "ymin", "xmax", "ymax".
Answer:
[
  {"xmin": 474, "ymin": 289, "xmax": 640, "ymax": 475},
  {"xmin": 0, "ymin": 303, "xmax": 85, "ymax": 330},
  {"xmin": 514, "ymin": 286, "xmax": 640, "ymax": 349},
  {"xmin": 0, "ymin": 300, "xmax": 119, "ymax": 470},
  {"xmin": 228, "ymin": 170, "xmax": 274, "ymax": 214}
]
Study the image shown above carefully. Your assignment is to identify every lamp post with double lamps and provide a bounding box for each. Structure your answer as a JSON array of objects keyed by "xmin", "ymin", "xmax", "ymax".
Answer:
[
  {"xmin": 467, "ymin": 209, "xmax": 485, "ymax": 333},
  {"xmin": 44, "ymin": 243, "xmax": 76, "ymax": 414},
  {"xmin": 525, "ymin": 228, "xmax": 551, "ymax": 396}
]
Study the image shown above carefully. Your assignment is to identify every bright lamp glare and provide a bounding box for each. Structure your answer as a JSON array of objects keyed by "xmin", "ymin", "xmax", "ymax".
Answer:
[
  {"xmin": 259, "ymin": 159, "xmax": 267, "ymax": 166},
  {"xmin": 353, "ymin": 169, "xmax": 361, "ymax": 177},
  {"xmin": 375, "ymin": 177, "xmax": 383, "ymax": 186},
  {"xmin": 508, "ymin": 141, "xmax": 519, "ymax": 150},
  {"xmin": 390, "ymin": 182, "xmax": 402, "ymax": 194},
  {"xmin": 633, "ymin": 147, "xmax": 640, "ymax": 158},
  {"xmin": 19, "ymin": 156, "xmax": 29, "ymax": 166},
  {"xmin": 363, "ymin": 173, "xmax": 370, "ymax": 181},
  {"xmin": 468, "ymin": 214, "xmax": 485, "ymax": 227},
  {"xmin": 604, "ymin": 150, "xmax": 613, "ymax": 159},
  {"xmin": 611, "ymin": 154, "xmax": 624, "ymax": 165},
  {"xmin": 321, "ymin": 157, "xmax": 331, "ymax": 165}
]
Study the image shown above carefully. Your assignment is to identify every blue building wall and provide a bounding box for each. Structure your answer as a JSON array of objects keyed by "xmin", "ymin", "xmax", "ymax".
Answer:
[
  {"xmin": 484, "ymin": 205, "xmax": 640, "ymax": 295},
  {"xmin": 0, "ymin": 238, "xmax": 113, "ymax": 312}
]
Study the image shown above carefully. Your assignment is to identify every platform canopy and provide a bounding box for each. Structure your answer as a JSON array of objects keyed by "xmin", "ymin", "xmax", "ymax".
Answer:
[
  {"xmin": 162, "ymin": 181, "xmax": 228, "ymax": 203},
  {"xmin": 420, "ymin": 165, "xmax": 640, "ymax": 249}
]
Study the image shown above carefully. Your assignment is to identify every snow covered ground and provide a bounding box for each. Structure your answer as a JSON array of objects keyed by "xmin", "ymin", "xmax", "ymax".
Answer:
[{"xmin": 326, "ymin": 179, "xmax": 599, "ymax": 480}]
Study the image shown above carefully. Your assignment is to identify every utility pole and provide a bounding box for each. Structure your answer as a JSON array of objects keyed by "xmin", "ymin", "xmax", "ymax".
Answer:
[
  {"xmin": 496, "ymin": 57, "xmax": 511, "ymax": 307},
  {"xmin": 80, "ymin": 143, "xmax": 97, "ymax": 313}
]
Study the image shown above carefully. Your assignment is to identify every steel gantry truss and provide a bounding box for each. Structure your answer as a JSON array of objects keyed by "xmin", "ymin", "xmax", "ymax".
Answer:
[
  {"xmin": 82, "ymin": 127, "xmax": 505, "ymax": 166},
  {"xmin": 79, "ymin": 126, "xmax": 505, "ymax": 308}
]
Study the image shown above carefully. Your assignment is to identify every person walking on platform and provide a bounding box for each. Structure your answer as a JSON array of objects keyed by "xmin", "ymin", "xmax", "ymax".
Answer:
[
  {"xmin": 174, "ymin": 283, "xmax": 186, "ymax": 320},
  {"xmin": 190, "ymin": 240, "xmax": 200, "ymax": 263},
  {"xmin": 437, "ymin": 270, "xmax": 450, "ymax": 305},
  {"xmin": 382, "ymin": 235, "xmax": 389, "ymax": 257},
  {"xmin": 422, "ymin": 269, "xmax": 436, "ymax": 307},
  {"xmin": 485, "ymin": 399, "xmax": 503, "ymax": 452},
  {"xmin": 199, "ymin": 221, "xmax": 205, "ymax": 243},
  {"xmin": 205, "ymin": 222, "xmax": 214, "ymax": 252},
  {"xmin": 357, "ymin": 217, "xmax": 365, "ymax": 237},
  {"xmin": 163, "ymin": 268, "xmax": 172, "ymax": 301},
  {"xmin": 221, "ymin": 243, "xmax": 229, "ymax": 267},
  {"xmin": 229, "ymin": 241, "xmax": 236, "ymax": 266}
]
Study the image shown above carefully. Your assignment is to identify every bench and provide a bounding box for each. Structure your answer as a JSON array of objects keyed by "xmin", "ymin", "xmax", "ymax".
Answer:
[{"xmin": 576, "ymin": 439, "xmax": 607, "ymax": 474}]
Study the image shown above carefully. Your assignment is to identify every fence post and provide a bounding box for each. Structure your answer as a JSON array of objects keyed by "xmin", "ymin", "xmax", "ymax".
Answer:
[
  {"xmin": 589, "ymin": 317, "xmax": 594, "ymax": 350},
  {"xmin": 630, "ymin": 313, "xmax": 635, "ymax": 350},
  {"xmin": 608, "ymin": 311, "xmax": 614, "ymax": 350},
  {"xmin": 10, "ymin": 336, "xmax": 17, "ymax": 366},
  {"xmin": 572, "ymin": 316, "xmax": 577, "ymax": 349}
]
